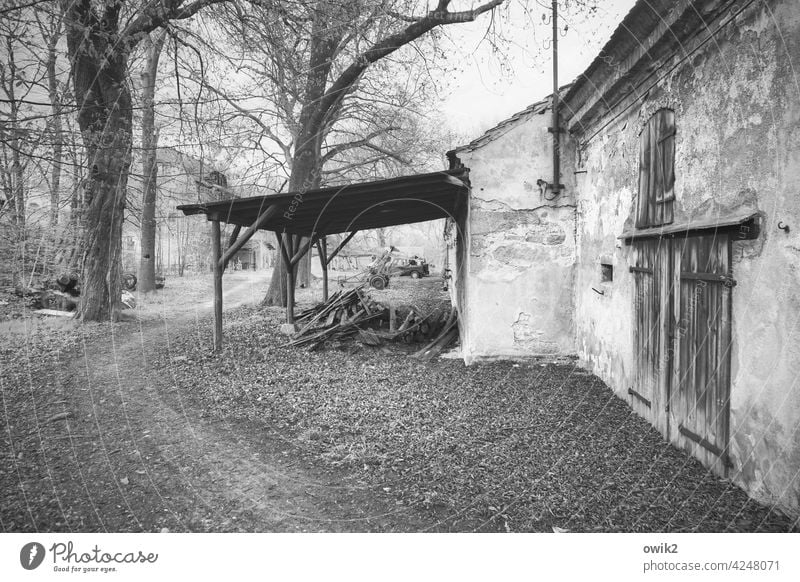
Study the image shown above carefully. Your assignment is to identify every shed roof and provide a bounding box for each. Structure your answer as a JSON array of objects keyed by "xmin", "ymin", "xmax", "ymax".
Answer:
[{"xmin": 177, "ymin": 168, "xmax": 469, "ymax": 236}]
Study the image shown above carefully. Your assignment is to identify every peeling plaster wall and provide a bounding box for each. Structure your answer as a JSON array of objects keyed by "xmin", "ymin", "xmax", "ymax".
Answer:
[
  {"xmin": 456, "ymin": 107, "xmax": 577, "ymax": 362},
  {"xmin": 573, "ymin": 0, "xmax": 800, "ymax": 516}
]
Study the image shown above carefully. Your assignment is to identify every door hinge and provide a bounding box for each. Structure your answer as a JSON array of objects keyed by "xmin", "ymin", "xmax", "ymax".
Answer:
[{"xmin": 722, "ymin": 275, "xmax": 737, "ymax": 288}]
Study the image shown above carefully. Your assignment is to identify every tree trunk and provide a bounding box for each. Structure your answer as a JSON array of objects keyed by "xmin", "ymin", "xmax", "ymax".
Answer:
[
  {"xmin": 261, "ymin": 140, "xmax": 321, "ymax": 306},
  {"xmin": 46, "ymin": 28, "xmax": 62, "ymax": 228},
  {"xmin": 2, "ymin": 48, "xmax": 26, "ymax": 286},
  {"xmin": 138, "ymin": 31, "xmax": 167, "ymax": 293},
  {"xmin": 262, "ymin": 11, "xmax": 337, "ymax": 306},
  {"xmin": 77, "ymin": 112, "xmax": 131, "ymax": 321},
  {"xmin": 65, "ymin": 6, "xmax": 133, "ymax": 321}
]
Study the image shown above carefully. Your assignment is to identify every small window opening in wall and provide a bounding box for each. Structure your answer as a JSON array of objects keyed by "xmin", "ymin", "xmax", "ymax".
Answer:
[{"xmin": 601, "ymin": 263, "xmax": 614, "ymax": 283}]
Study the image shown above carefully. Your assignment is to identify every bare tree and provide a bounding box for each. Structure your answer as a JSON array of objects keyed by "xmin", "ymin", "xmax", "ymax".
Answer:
[
  {"xmin": 138, "ymin": 30, "xmax": 167, "ymax": 293},
  {"xmin": 56, "ymin": 0, "xmax": 233, "ymax": 321},
  {"xmin": 198, "ymin": 0, "xmax": 504, "ymax": 306}
]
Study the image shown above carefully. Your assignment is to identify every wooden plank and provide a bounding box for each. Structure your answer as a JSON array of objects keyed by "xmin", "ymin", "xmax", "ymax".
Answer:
[
  {"xmin": 672, "ymin": 233, "xmax": 733, "ymax": 477},
  {"xmin": 631, "ymin": 239, "xmax": 665, "ymax": 431},
  {"xmin": 679, "ymin": 271, "xmax": 736, "ymax": 284}
]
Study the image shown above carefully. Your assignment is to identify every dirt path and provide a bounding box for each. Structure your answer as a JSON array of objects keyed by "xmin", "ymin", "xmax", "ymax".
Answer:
[{"xmin": 2, "ymin": 272, "xmax": 424, "ymax": 532}]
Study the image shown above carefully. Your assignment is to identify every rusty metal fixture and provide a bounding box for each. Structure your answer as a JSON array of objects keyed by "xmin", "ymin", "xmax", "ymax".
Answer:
[{"xmin": 778, "ymin": 221, "xmax": 790, "ymax": 233}]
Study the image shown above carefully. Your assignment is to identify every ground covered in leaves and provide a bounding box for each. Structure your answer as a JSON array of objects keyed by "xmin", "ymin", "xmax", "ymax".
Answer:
[
  {"xmin": 1, "ymin": 273, "xmax": 442, "ymax": 533},
  {"xmin": 157, "ymin": 302, "xmax": 797, "ymax": 533},
  {"xmin": 1, "ymin": 273, "xmax": 797, "ymax": 533}
]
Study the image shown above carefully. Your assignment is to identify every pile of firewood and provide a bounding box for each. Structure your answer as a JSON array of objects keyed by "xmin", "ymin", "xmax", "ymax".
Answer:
[{"xmin": 287, "ymin": 285, "xmax": 458, "ymax": 355}]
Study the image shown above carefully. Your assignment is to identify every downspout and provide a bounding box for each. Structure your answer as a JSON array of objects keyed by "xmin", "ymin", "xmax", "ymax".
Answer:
[{"xmin": 542, "ymin": 0, "xmax": 564, "ymax": 200}]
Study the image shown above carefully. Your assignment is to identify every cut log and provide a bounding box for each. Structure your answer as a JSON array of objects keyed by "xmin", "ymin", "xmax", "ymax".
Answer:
[{"xmin": 398, "ymin": 310, "xmax": 415, "ymax": 332}]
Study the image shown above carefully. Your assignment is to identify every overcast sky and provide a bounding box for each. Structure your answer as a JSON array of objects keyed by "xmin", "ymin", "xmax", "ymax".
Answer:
[{"xmin": 440, "ymin": 0, "xmax": 638, "ymax": 138}]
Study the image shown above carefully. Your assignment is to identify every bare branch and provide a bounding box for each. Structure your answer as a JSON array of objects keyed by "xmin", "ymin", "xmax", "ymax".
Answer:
[
  {"xmin": 198, "ymin": 80, "xmax": 294, "ymax": 162},
  {"xmin": 321, "ymin": 126, "xmax": 399, "ymax": 164},
  {"xmin": 122, "ymin": 0, "xmax": 231, "ymax": 41},
  {"xmin": 313, "ymin": 0, "xmax": 506, "ymax": 135}
]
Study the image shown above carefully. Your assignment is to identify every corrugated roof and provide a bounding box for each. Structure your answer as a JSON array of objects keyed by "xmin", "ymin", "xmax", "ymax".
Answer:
[{"xmin": 177, "ymin": 169, "xmax": 469, "ymax": 236}]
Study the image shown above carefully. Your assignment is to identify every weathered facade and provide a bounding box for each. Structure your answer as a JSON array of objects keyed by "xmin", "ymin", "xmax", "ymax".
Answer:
[
  {"xmin": 448, "ymin": 98, "xmax": 578, "ymax": 361},
  {"xmin": 448, "ymin": 0, "xmax": 800, "ymax": 517}
]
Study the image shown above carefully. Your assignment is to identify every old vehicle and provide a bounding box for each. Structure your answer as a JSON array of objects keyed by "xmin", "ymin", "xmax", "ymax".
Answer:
[
  {"xmin": 344, "ymin": 248, "xmax": 430, "ymax": 289},
  {"xmin": 391, "ymin": 257, "xmax": 430, "ymax": 279},
  {"xmin": 367, "ymin": 249, "xmax": 394, "ymax": 289}
]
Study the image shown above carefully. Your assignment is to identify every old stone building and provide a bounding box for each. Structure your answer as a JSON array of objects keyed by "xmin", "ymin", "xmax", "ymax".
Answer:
[{"xmin": 447, "ymin": 0, "xmax": 800, "ymax": 516}]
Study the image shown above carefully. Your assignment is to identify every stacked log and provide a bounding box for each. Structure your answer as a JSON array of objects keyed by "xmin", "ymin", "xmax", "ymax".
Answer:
[
  {"xmin": 288, "ymin": 286, "xmax": 387, "ymax": 349},
  {"xmin": 287, "ymin": 286, "xmax": 457, "ymax": 354}
]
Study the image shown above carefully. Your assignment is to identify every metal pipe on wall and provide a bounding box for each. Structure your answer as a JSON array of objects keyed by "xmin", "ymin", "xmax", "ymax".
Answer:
[
  {"xmin": 551, "ymin": 0, "xmax": 562, "ymax": 196},
  {"xmin": 550, "ymin": 0, "xmax": 563, "ymax": 199}
]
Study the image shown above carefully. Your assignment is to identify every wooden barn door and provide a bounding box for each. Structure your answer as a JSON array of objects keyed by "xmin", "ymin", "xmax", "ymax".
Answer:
[
  {"xmin": 630, "ymin": 239, "xmax": 671, "ymax": 436},
  {"xmin": 668, "ymin": 233, "xmax": 733, "ymax": 475}
]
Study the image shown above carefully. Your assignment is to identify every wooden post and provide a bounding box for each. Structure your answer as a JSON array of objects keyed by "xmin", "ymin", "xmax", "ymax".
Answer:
[
  {"xmin": 317, "ymin": 237, "xmax": 328, "ymax": 302},
  {"xmin": 211, "ymin": 218, "xmax": 223, "ymax": 350},
  {"xmin": 279, "ymin": 233, "xmax": 296, "ymax": 324},
  {"xmin": 287, "ymin": 235, "xmax": 296, "ymax": 323}
]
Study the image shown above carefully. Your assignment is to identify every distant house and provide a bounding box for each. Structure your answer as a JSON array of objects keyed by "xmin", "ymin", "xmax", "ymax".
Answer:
[
  {"xmin": 447, "ymin": 0, "xmax": 800, "ymax": 517},
  {"xmin": 123, "ymin": 147, "xmax": 275, "ymax": 274}
]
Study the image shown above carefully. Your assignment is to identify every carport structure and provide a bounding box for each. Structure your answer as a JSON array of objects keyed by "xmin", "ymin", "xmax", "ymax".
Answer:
[{"xmin": 177, "ymin": 169, "xmax": 469, "ymax": 349}]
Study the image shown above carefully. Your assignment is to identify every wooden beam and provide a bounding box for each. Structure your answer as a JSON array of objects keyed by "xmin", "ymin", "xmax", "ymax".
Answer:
[
  {"xmin": 222, "ymin": 224, "xmax": 242, "ymax": 271},
  {"xmin": 219, "ymin": 204, "xmax": 279, "ymax": 268},
  {"xmin": 325, "ymin": 231, "xmax": 358, "ymax": 266},
  {"xmin": 211, "ymin": 219, "xmax": 223, "ymax": 351},
  {"xmin": 227, "ymin": 224, "xmax": 242, "ymax": 248},
  {"xmin": 277, "ymin": 231, "xmax": 291, "ymax": 269},
  {"xmin": 289, "ymin": 233, "xmax": 318, "ymax": 267}
]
